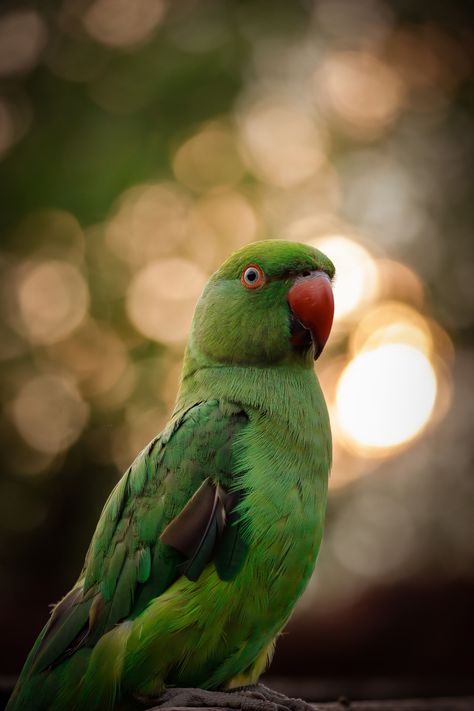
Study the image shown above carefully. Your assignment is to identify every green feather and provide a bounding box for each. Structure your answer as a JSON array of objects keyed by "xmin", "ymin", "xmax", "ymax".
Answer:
[
  {"xmin": 31, "ymin": 588, "xmax": 92, "ymax": 674},
  {"xmin": 101, "ymin": 542, "xmax": 127, "ymax": 601},
  {"xmin": 136, "ymin": 547, "xmax": 151, "ymax": 584}
]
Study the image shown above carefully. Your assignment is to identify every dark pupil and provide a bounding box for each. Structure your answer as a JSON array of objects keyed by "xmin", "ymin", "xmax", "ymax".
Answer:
[{"xmin": 246, "ymin": 269, "xmax": 258, "ymax": 282}]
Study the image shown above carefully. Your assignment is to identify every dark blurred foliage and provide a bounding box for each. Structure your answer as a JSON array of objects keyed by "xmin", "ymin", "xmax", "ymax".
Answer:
[{"xmin": 0, "ymin": 0, "xmax": 473, "ymax": 703}]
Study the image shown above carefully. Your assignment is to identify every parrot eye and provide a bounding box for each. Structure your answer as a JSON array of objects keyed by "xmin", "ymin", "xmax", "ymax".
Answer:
[{"xmin": 241, "ymin": 264, "xmax": 265, "ymax": 289}]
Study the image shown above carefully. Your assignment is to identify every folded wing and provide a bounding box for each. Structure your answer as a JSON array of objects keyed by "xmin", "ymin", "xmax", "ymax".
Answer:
[{"xmin": 25, "ymin": 400, "xmax": 249, "ymax": 676}]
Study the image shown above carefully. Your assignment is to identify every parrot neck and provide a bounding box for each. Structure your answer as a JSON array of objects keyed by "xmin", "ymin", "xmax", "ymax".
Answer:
[{"xmin": 175, "ymin": 348, "xmax": 329, "ymax": 439}]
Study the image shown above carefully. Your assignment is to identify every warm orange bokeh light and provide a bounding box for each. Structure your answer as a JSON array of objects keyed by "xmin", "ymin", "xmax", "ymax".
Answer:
[
  {"xmin": 335, "ymin": 343, "xmax": 437, "ymax": 454},
  {"xmin": 350, "ymin": 302, "xmax": 434, "ymax": 357}
]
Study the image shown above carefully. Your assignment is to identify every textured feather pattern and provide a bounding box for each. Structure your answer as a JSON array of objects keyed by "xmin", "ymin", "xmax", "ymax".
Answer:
[
  {"xmin": 10, "ymin": 400, "xmax": 248, "ymax": 706},
  {"xmin": 27, "ymin": 587, "xmax": 92, "ymax": 674}
]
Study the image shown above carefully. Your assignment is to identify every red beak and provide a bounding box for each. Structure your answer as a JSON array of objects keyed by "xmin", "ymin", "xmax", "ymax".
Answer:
[{"xmin": 288, "ymin": 271, "xmax": 334, "ymax": 359}]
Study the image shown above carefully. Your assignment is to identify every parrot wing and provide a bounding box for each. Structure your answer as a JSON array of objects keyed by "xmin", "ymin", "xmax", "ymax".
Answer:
[{"xmin": 26, "ymin": 400, "xmax": 249, "ymax": 675}]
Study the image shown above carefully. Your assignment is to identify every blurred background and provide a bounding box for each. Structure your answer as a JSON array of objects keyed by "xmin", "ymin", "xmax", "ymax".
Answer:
[{"xmin": 0, "ymin": 0, "xmax": 473, "ymax": 704}]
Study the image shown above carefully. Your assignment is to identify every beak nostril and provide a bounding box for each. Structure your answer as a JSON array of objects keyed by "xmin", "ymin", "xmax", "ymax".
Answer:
[{"xmin": 301, "ymin": 270, "xmax": 311, "ymax": 277}]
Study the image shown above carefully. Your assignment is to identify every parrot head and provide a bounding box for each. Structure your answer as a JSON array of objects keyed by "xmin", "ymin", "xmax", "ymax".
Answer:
[{"xmin": 189, "ymin": 240, "xmax": 335, "ymax": 367}]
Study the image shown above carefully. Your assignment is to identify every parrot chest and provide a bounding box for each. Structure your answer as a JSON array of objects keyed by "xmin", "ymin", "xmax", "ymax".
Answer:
[
  {"xmin": 131, "ymin": 378, "xmax": 331, "ymax": 692},
  {"xmin": 234, "ymin": 410, "xmax": 329, "ymax": 624}
]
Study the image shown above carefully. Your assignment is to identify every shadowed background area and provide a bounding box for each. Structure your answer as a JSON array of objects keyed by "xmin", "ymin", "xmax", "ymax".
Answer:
[{"xmin": 0, "ymin": 0, "xmax": 473, "ymax": 705}]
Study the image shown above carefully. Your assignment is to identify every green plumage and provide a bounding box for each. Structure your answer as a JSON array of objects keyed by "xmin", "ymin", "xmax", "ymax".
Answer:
[{"xmin": 7, "ymin": 240, "xmax": 334, "ymax": 711}]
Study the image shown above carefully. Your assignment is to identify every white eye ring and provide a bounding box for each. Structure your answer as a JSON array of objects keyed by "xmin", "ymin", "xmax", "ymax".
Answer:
[{"xmin": 241, "ymin": 264, "xmax": 265, "ymax": 289}]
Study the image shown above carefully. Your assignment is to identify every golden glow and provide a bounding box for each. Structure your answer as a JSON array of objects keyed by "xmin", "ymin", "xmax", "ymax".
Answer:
[
  {"xmin": 318, "ymin": 51, "xmax": 404, "ymax": 137},
  {"xmin": 82, "ymin": 0, "xmax": 165, "ymax": 49},
  {"xmin": 11, "ymin": 375, "xmax": 89, "ymax": 454},
  {"xmin": 336, "ymin": 343, "xmax": 437, "ymax": 453},
  {"xmin": 309, "ymin": 235, "xmax": 379, "ymax": 321},
  {"xmin": 126, "ymin": 258, "xmax": 207, "ymax": 344},
  {"xmin": 323, "ymin": 302, "xmax": 449, "ymax": 473},
  {"xmin": 238, "ymin": 99, "xmax": 327, "ymax": 188},
  {"xmin": 350, "ymin": 302, "xmax": 433, "ymax": 356},
  {"xmin": 14, "ymin": 260, "xmax": 89, "ymax": 345},
  {"xmin": 317, "ymin": 358, "xmax": 381, "ymax": 489}
]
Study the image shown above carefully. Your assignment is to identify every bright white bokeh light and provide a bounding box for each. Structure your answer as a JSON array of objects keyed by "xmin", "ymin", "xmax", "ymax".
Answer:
[
  {"xmin": 336, "ymin": 343, "xmax": 437, "ymax": 452},
  {"xmin": 309, "ymin": 235, "xmax": 378, "ymax": 321}
]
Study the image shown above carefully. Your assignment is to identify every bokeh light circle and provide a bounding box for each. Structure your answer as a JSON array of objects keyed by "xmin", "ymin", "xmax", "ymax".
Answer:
[
  {"xmin": 11, "ymin": 375, "xmax": 89, "ymax": 454},
  {"xmin": 336, "ymin": 343, "xmax": 437, "ymax": 453},
  {"xmin": 350, "ymin": 302, "xmax": 433, "ymax": 357},
  {"xmin": 105, "ymin": 183, "xmax": 192, "ymax": 267},
  {"xmin": 238, "ymin": 99, "xmax": 327, "ymax": 188},
  {"xmin": 318, "ymin": 50, "xmax": 404, "ymax": 137},
  {"xmin": 126, "ymin": 258, "xmax": 207, "ymax": 344},
  {"xmin": 14, "ymin": 260, "xmax": 89, "ymax": 345}
]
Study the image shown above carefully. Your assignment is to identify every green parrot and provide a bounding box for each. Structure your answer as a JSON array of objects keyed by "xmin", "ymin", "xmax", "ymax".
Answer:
[{"xmin": 7, "ymin": 239, "xmax": 335, "ymax": 711}]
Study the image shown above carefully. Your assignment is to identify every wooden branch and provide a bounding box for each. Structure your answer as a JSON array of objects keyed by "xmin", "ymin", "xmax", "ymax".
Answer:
[
  {"xmin": 310, "ymin": 699, "xmax": 474, "ymax": 711},
  {"xmin": 149, "ymin": 702, "xmax": 474, "ymax": 711}
]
